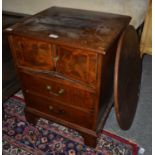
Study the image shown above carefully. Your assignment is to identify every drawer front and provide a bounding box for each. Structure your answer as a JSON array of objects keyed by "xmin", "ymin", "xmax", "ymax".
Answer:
[
  {"xmin": 25, "ymin": 92, "xmax": 93, "ymax": 129},
  {"xmin": 10, "ymin": 36, "xmax": 98, "ymax": 85},
  {"xmin": 20, "ymin": 71, "xmax": 96, "ymax": 111},
  {"xmin": 56, "ymin": 46, "xmax": 97, "ymax": 84},
  {"xmin": 10, "ymin": 36, "xmax": 54, "ymax": 70}
]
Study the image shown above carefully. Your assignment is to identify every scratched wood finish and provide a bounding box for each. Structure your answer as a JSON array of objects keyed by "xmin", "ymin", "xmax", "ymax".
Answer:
[
  {"xmin": 5, "ymin": 7, "xmax": 131, "ymax": 54},
  {"xmin": 5, "ymin": 7, "xmax": 132, "ymax": 147}
]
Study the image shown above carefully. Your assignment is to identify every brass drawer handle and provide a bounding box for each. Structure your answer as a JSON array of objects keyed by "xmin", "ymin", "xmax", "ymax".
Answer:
[
  {"xmin": 49, "ymin": 106, "xmax": 65, "ymax": 115},
  {"xmin": 59, "ymin": 110, "xmax": 65, "ymax": 115},
  {"xmin": 53, "ymin": 56, "xmax": 59, "ymax": 63},
  {"xmin": 46, "ymin": 85, "xmax": 64, "ymax": 96},
  {"xmin": 49, "ymin": 88, "xmax": 64, "ymax": 96},
  {"xmin": 46, "ymin": 85, "xmax": 52, "ymax": 91},
  {"xmin": 49, "ymin": 105, "xmax": 53, "ymax": 110}
]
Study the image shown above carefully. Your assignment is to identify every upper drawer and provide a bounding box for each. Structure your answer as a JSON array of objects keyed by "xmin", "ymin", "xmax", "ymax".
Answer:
[
  {"xmin": 9, "ymin": 36, "xmax": 98, "ymax": 85},
  {"xmin": 56, "ymin": 46, "xmax": 98, "ymax": 84},
  {"xmin": 9, "ymin": 36, "xmax": 54, "ymax": 70}
]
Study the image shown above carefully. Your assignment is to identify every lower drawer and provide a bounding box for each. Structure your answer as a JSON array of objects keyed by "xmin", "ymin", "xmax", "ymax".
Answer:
[
  {"xmin": 24, "ymin": 92, "xmax": 94, "ymax": 129},
  {"xmin": 19, "ymin": 71, "xmax": 96, "ymax": 111}
]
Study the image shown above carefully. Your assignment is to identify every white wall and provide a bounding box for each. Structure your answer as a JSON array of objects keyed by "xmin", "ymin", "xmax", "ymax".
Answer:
[{"xmin": 2, "ymin": 0, "xmax": 149, "ymax": 28}]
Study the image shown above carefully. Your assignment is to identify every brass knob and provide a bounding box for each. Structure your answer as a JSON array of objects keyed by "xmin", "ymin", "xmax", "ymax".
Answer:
[
  {"xmin": 25, "ymin": 89, "xmax": 29, "ymax": 93},
  {"xmin": 59, "ymin": 110, "xmax": 65, "ymax": 115},
  {"xmin": 58, "ymin": 89, "xmax": 64, "ymax": 95},
  {"xmin": 53, "ymin": 56, "xmax": 59, "ymax": 62},
  {"xmin": 46, "ymin": 85, "xmax": 52, "ymax": 91},
  {"xmin": 49, "ymin": 105, "xmax": 53, "ymax": 110}
]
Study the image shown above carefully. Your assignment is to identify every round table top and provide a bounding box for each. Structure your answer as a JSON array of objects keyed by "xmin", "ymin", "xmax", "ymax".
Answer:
[{"xmin": 114, "ymin": 25, "xmax": 142, "ymax": 130}]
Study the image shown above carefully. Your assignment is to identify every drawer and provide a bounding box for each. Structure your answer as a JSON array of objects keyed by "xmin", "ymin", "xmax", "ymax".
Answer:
[
  {"xmin": 56, "ymin": 46, "xmax": 98, "ymax": 84},
  {"xmin": 10, "ymin": 35, "xmax": 98, "ymax": 85},
  {"xmin": 10, "ymin": 36, "xmax": 54, "ymax": 70},
  {"xmin": 25, "ymin": 92, "xmax": 94, "ymax": 129},
  {"xmin": 20, "ymin": 71, "xmax": 96, "ymax": 111}
]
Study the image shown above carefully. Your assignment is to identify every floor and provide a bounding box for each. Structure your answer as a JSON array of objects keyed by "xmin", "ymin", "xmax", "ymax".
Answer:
[{"xmin": 104, "ymin": 55, "xmax": 152, "ymax": 155}]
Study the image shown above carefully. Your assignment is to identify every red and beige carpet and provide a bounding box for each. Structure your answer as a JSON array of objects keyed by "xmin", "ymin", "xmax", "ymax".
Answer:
[{"xmin": 3, "ymin": 93, "xmax": 139, "ymax": 155}]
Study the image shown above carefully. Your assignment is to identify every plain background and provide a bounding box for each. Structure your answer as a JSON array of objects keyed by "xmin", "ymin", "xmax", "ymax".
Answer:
[{"xmin": 2, "ymin": 0, "xmax": 149, "ymax": 28}]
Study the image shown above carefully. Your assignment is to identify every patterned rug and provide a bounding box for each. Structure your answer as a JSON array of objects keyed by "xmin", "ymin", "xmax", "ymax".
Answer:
[{"xmin": 2, "ymin": 93, "xmax": 139, "ymax": 155}]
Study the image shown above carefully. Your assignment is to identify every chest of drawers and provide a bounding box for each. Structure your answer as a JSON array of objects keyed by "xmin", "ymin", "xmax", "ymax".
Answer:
[{"xmin": 5, "ymin": 7, "xmax": 141, "ymax": 147}]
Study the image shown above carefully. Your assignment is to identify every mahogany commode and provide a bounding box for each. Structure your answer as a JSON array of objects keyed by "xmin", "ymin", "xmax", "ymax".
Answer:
[{"xmin": 5, "ymin": 7, "xmax": 141, "ymax": 146}]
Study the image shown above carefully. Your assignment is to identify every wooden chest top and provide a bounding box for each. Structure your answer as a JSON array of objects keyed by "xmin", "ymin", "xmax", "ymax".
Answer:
[{"xmin": 5, "ymin": 7, "xmax": 131, "ymax": 54}]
